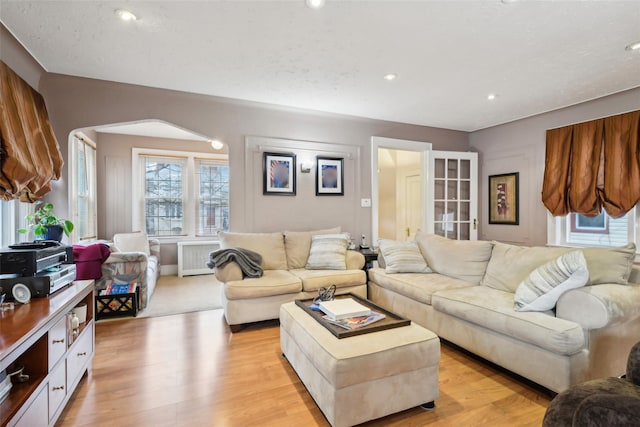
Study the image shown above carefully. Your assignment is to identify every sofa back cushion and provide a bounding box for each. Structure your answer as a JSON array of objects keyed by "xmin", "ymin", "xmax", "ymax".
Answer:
[
  {"xmin": 284, "ymin": 227, "xmax": 341, "ymax": 269},
  {"xmin": 219, "ymin": 231, "xmax": 287, "ymax": 270},
  {"xmin": 481, "ymin": 242, "xmax": 570, "ymax": 292},
  {"xmin": 415, "ymin": 231, "xmax": 493, "ymax": 284},
  {"xmin": 581, "ymin": 243, "xmax": 636, "ymax": 285}
]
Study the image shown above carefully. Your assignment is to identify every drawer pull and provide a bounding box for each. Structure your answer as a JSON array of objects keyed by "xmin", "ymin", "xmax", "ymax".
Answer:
[
  {"xmin": 53, "ymin": 385, "xmax": 65, "ymax": 391},
  {"xmin": 52, "ymin": 339, "xmax": 65, "ymax": 344},
  {"xmin": 77, "ymin": 352, "xmax": 87, "ymax": 356}
]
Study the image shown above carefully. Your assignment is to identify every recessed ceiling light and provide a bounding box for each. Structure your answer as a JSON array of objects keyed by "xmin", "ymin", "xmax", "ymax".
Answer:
[
  {"xmin": 115, "ymin": 9, "xmax": 137, "ymax": 21},
  {"xmin": 487, "ymin": 94, "xmax": 497, "ymax": 100},
  {"xmin": 210, "ymin": 140, "xmax": 224, "ymax": 150},
  {"xmin": 305, "ymin": 0, "xmax": 325, "ymax": 9},
  {"xmin": 383, "ymin": 73, "xmax": 397, "ymax": 81},
  {"xmin": 625, "ymin": 41, "xmax": 640, "ymax": 51}
]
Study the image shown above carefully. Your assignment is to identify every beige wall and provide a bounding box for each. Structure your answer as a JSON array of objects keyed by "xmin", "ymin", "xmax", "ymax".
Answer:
[
  {"xmin": 470, "ymin": 87, "xmax": 640, "ymax": 246},
  {"xmin": 37, "ymin": 73, "xmax": 468, "ymax": 247},
  {"xmin": 0, "ymin": 24, "xmax": 45, "ymax": 91}
]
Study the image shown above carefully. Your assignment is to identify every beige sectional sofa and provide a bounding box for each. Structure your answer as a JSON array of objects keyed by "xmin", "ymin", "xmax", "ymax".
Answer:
[
  {"xmin": 368, "ymin": 231, "xmax": 640, "ymax": 393},
  {"xmin": 213, "ymin": 229, "xmax": 366, "ymax": 331}
]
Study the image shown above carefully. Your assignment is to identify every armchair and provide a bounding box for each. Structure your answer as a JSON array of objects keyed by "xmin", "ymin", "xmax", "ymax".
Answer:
[
  {"xmin": 96, "ymin": 232, "xmax": 161, "ymax": 310},
  {"xmin": 543, "ymin": 341, "xmax": 640, "ymax": 426}
]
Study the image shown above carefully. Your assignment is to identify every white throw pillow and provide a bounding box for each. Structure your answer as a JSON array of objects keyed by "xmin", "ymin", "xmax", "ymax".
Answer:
[
  {"xmin": 378, "ymin": 239, "xmax": 431, "ymax": 274},
  {"xmin": 305, "ymin": 233, "xmax": 349, "ymax": 270},
  {"xmin": 514, "ymin": 250, "xmax": 588, "ymax": 312},
  {"xmin": 113, "ymin": 232, "xmax": 151, "ymax": 255}
]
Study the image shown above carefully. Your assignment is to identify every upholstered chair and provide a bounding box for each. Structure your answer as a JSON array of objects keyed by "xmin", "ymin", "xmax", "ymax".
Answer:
[
  {"xmin": 543, "ymin": 341, "xmax": 640, "ymax": 427},
  {"xmin": 96, "ymin": 232, "xmax": 161, "ymax": 310}
]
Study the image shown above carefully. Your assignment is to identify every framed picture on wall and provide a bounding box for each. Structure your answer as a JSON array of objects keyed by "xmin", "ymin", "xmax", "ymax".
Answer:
[
  {"xmin": 263, "ymin": 152, "xmax": 296, "ymax": 195},
  {"xmin": 316, "ymin": 157, "xmax": 344, "ymax": 196},
  {"xmin": 488, "ymin": 172, "xmax": 519, "ymax": 225}
]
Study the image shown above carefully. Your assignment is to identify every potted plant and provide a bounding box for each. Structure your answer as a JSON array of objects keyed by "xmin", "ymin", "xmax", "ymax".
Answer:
[{"xmin": 17, "ymin": 201, "xmax": 74, "ymax": 241}]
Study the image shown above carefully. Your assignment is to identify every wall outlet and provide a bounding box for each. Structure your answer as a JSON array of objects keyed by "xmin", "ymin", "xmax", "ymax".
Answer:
[{"xmin": 361, "ymin": 198, "xmax": 372, "ymax": 208}]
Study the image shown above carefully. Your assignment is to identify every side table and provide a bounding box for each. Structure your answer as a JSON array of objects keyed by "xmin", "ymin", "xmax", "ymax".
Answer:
[{"xmin": 358, "ymin": 248, "xmax": 378, "ymax": 273}]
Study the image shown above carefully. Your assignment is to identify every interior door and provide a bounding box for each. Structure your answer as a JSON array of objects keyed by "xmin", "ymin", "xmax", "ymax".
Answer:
[
  {"xmin": 427, "ymin": 151, "xmax": 478, "ymax": 240},
  {"xmin": 405, "ymin": 174, "xmax": 421, "ymax": 240}
]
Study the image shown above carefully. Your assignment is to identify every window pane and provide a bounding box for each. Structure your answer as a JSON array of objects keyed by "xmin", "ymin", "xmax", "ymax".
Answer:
[
  {"xmin": 198, "ymin": 161, "xmax": 229, "ymax": 235},
  {"xmin": 567, "ymin": 211, "xmax": 629, "ymax": 246},
  {"xmin": 144, "ymin": 158, "xmax": 184, "ymax": 236}
]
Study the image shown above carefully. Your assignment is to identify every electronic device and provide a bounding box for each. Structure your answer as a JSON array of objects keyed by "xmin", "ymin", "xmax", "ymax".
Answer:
[
  {"xmin": 0, "ymin": 245, "xmax": 68, "ymax": 277},
  {"xmin": 0, "ymin": 264, "xmax": 76, "ymax": 299},
  {"xmin": 359, "ymin": 234, "xmax": 370, "ymax": 249},
  {"xmin": 0, "ymin": 244, "xmax": 76, "ymax": 300}
]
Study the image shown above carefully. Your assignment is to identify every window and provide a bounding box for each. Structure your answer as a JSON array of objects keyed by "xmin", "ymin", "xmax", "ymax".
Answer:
[
  {"xmin": 132, "ymin": 148, "xmax": 229, "ymax": 238},
  {"xmin": 197, "ymin": 159, "xmax": 229, "ymax": 235},
  {"xmin": 549, "ymin": 207, "xmax": 638, "ymax": 251},
  {"xmin": 69, "ymin": 134, "xmax": 97, "ymax": 242}
]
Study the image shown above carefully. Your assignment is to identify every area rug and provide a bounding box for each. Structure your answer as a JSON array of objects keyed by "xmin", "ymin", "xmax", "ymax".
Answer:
[{"xmin": 137, "ymin": 274, "xmax": 222, "ymax": 318}]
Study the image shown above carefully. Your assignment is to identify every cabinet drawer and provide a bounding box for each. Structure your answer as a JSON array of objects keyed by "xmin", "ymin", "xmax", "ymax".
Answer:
[
  {"xmin": 48, "ymin": 360, "xmax": 67, "ymax": 421},
  {"xmin": 66, "ymin": 323, "xmax": 93, "ymax": 388},
  {"xmin": 48, "ymin": 315, "xmax": 68, "ymax": 369}
]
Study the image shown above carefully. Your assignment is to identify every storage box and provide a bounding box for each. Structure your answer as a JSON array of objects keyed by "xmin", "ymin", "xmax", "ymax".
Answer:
[{"xmin": 95, "ymin": 286, "xmax": 139, "ymax": 320}]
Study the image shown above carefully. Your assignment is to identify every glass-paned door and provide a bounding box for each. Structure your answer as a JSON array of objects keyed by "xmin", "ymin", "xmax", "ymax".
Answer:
[{"xmin": 427, "ymin": 151, "xmax": 478, "ymax": 240}]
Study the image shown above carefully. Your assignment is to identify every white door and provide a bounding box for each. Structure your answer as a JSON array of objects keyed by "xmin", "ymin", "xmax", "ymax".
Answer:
[
  {"xmin": 427, "ymin": 151, "xmax": 478, "ymax": 240},
  {"xmin": 405, "ymin": 174, "xmax": 421, "ymax": 240}
]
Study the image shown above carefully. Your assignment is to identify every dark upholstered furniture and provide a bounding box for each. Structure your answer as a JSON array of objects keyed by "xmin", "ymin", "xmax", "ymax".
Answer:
[{"xmin": 543, "ymin": 341, "xmax": 640, "ymax": 427}]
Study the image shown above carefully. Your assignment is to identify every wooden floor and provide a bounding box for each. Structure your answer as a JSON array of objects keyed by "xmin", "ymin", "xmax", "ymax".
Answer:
[{"xmin": 56, "ymin": 309, "xmax": 551, "ymax": 427}]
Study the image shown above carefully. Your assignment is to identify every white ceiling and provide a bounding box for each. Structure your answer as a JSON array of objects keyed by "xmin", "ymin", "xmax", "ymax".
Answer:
[{"xmin": 1, "ymin": 0, "xmax": 639, "ymax": 132}]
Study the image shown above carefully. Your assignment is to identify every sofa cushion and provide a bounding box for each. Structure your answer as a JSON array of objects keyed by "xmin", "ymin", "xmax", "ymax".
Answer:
[
  {"xmin": 415, "ymin": 231, "xmax": 493, "ymax": 284},
  {"xmin": 306, "ymin": 233, "xmax": 349, "ymax": 270},
  {"xmin": 113, "ymin": 232, "xmax": 151, "ymax": 255},
  {"xmin": 368, "ymin": 268, "xmax": 476, "ymax": 305},
  {"xmin": 219, "ymin": 231, "xmax": 287, "ymax": 270},
  {"xmin": 284, "ymin": 227, "xmax": 341, "ymax": 269},
  {"xmin": 224, "ymin": 270, "xmax": 302, "ymax": 300},
  {"xmin": 481, "ymin": 242, "xmax": 571, "ymax": 293},
  {"xmin": 514, "ymin": 251, "xmax": 589, "ymax": 312},
  {"xmin": 432, "ymin": 286, "xmax": 585, "ymax": 355},
  {"xmin": 290, "ymin": 268, "xmax": 366, "ymax": 292},
  {"xmin": 582, "ymin": 243, "xmax": 636, "ymax": 285},
  {"xmin": 378, "ymin": 239, "xmax": 432, "ymax": 274}
]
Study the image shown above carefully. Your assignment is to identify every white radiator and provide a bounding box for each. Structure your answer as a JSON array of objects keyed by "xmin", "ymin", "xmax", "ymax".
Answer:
[{"xmin": 177, "ymin": 240, "xmax": 220, "ymax": 277}]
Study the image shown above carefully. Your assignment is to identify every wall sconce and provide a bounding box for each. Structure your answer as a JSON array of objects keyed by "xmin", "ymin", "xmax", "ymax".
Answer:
[
  {"xmin": 209, "ymin": 139, "xmax": 224, "ymax": 150},
  {"xmin": 301, "ymin": 162, "xmax": 313, "ymax": 173}
]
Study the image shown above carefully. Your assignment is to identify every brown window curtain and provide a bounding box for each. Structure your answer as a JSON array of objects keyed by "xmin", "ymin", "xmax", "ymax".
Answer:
[
  {"xmin": 0, "ymin": 60, "xmax": 63, "ymax": 202},
  {"xmin": 542, "ymin": 110, "xmax": 640, "ymax": 218}
]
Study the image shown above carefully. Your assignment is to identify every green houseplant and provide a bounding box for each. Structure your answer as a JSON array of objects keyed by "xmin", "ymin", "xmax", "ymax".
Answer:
[{"xmin": 17, "ymin": 201, "xmax": 74, "ymax": 241}]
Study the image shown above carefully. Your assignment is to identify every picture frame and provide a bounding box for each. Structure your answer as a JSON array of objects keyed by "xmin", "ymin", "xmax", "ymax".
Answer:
[
  {"xmin": 263, "ymin": 152, "xmax": 296, "ymax": 195},
  {"xmin": 316, "ymin": 157, "xmax": 344, "ymax": 196},
  {"xmin": 488, "ymin": 172, "xmax": 519, "ymax": 225}
]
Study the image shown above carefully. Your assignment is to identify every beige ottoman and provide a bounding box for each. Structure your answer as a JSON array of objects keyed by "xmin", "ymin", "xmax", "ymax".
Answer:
[{"xmin": 280, "ymin": 302, "xmax": 440, "ymax": 427}]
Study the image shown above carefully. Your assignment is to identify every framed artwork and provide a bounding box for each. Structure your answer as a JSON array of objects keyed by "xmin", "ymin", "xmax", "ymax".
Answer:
[
  {"xmin": 263, "ymin": 152, "xmax": 296, "ymax": 195},
  {"xmin": 488, "ymin": 172, "xmax": 519, "ymax": 225},
  {"xmin": 316, "ymin": 157, "xmax": 344, "ymax": 196}
]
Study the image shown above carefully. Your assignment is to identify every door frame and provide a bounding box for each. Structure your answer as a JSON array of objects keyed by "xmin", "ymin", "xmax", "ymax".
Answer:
[{"xmin": 371, "ymin": 137, "xmax": 432, "ymax": 246}]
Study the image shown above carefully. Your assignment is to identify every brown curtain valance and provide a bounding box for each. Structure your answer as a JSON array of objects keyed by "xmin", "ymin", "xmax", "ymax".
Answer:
[
  {"xmin": 0, "ymin": 60, "xmax": 63, "ymax": 202},
  {"xmin": 542, "ymin": 110, "xmax": 640, "ymax": 218}
]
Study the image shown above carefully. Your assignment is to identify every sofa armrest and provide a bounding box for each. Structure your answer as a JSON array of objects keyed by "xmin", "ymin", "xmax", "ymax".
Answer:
[
  {"xmin": 556, "ymin": 284, "xmax": 640, "ymax": 329},
  {"xmin": 148, "ymin": 239, "xmax": 161, "ymax": 261},
  {"xmin": 346, "ymin": 250, "xmax": 365, "ymax": 270},
  {"xmin": 214, "ymin": 262, "xmax": 243, "ymax": 283}
]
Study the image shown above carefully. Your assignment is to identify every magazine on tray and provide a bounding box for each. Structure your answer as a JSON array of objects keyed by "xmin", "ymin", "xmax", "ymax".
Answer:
[{"xmin": 323, "ymin": 310, "xmax": 386, "ymax": 330}]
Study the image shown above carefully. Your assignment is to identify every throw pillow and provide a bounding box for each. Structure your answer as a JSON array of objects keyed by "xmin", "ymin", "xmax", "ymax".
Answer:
[
  {"xmin": 113, "ymin": 232, "xmax": 151, "ymax": 255},
  {"xmin": 514, "ymin": 250, "xmax": 589, "ymax": 312},
  {"xmin": 284, "ymin": 227, "xmax": 341, "ymax": 269},
  {"xmin": 378, "ymin": 239, "xmax": 431, "ymax": 274},
  {"xmin": 305, "ymin": 233, "xmax": 349, "ymax": 270}
]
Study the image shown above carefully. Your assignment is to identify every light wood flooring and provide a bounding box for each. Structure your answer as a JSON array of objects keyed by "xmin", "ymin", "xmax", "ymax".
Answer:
[{"xmin": 57, "ymin": 309, "xmax": 551, "ymax": 426}]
